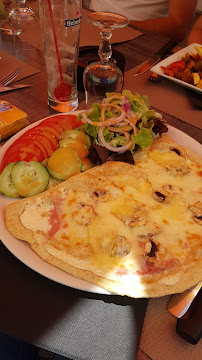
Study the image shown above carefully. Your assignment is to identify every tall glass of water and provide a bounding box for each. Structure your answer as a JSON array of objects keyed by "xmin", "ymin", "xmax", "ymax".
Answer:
[{"xmin": 37, "ymin": 0, "xmax": 82, "ymax": 112}]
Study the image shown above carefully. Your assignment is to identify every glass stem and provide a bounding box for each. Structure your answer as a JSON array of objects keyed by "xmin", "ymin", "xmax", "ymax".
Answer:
[
  {"xmin": 16, "ymin": 0, "xmax": 26, "ymax": 7},
  {"xmin": 98, "ymin": 29, "xmax": 112, "ymax": 64}
]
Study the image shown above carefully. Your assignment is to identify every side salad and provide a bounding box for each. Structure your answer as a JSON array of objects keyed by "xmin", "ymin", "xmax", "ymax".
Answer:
[
  {"xmin": 0, "ymin": 90, "xmax": 168, "ymax": 198},
  {"xmin": 78, "ymin": 90, "xmax": 167, "ymax": 156}
]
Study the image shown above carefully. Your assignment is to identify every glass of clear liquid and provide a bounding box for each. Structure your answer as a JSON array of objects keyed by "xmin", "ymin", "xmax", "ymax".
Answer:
[
  {"xmin": 9, "ymin": 0, "xmax": 41, "ymax": 51},
  {"xmin": 83, "ymin": 12, "xmax": 128, "ymax": 109},
  {"xmin": 0, "ymin": 0, "xmax": 15, "ymax": 35}
]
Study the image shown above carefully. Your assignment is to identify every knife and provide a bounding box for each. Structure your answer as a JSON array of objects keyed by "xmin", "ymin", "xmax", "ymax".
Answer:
[
  {"xmin": 0, "ymin": 84, "xmax": 31, "ymax": 92},
  {"xmin": 133, "ymin": 39, "xmax": 177, "ymax": 76}
]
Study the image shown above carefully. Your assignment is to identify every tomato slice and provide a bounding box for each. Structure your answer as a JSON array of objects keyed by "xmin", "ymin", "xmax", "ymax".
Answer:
[
  {"xmin": 0, "ymin": 114, "xmax": 81, "ymax": 173},
  {"xmin": 36, "ymin": 136, "xmax": 55, "ymax": 157},
  {"xmin": 38, "ymin": 129, "xmax": 58, "ymax": 149},
  {"xmin": 22, "ymin": 128, "xmax": 58, "ymax": 151},
  {"xmin": 1, "ymin": 137, "xmax": 46, "ymax": 172},
  {"xmin": 0, "ymin": 151, "xmax": 38, "ymax": 172},
  {"xmin": 33, "ymin": 140, "xmax": 48, "ymax": 159},
  {"xmin": 47, "ymin": 114, "xmax": 82, "ymax": 130},
  {"xmin": 25, "ymin": 126, "xmax": 60, "ymax": 142},
  {"xmin": 21, "ymin": 133, "xmax": 49, "ymax": 159},
  {"xmin": 21, "ymin": 128, "xmax": 44, "ymax": 140},
  {"xmin": 19, "ymin": 145, "xmax": 44, "ymax": 162},
  {"xmin": 35, "ymin": 125, "xmax": 60, "ymax": 139},
  {"xmin": 0, "ymin": 153, "xmax": 21, "ymax": 172},
  {"xmin": 19, "ymin": 153, "xmax": 38, "ymax": 162},
  {"xmin": 37, "ymin": 120, "xmax": 64, "ymax": 133},
  {"xmin": 8, "ymin": 139, "xmax": 44, "ymax": 161}
]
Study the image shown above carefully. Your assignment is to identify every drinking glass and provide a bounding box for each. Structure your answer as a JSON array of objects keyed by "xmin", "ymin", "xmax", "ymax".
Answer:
[
  {"xmin": 9, "ymin": 0, "xmax": 41, "ymax": 50},
  {"xmin": 0, "ymin": 0, "xmax": 15, "ymax": 35},
  {"xmin": 83, "ymin": 12, "xmax": 128, "ymax": 108},
  {"xmin": 37, "ymin": 0, "xmax": 82, "ymax": 112}
]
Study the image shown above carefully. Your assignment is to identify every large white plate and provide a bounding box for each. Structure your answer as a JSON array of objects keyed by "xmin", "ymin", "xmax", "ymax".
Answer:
[
  {"xmin": 151, "ymin": 43, "xmax": 202, "ymax": 94},
  {"xmin": 0, "ymin": 113, "xmax": 202, "ymax": 295}
]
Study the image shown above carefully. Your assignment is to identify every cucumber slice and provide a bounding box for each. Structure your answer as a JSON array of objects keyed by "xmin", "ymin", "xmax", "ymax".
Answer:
[
  {"xmin": 0, "ymin": 163, "xmax": 21, "ymax": 198},
  {"xmin": 59, "ymin": 138, "xmax": 89, "ymax": 158},
  {"xmin": 60, "ymin": 129, "xmax": 91, "ymax": 148},
  {"xmin": 11, "ymin": 161, "xmax": 49, "ymax": 197},
  {"xmin": 47, "ymin": 147, "xmax": 82, "ymax": 180},
  {"xmin": 81, "ymin": 157, "xmax": 93, "ymax": 172}
]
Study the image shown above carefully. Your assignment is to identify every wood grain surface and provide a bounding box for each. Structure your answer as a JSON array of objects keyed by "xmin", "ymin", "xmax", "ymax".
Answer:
[{"xmin": 0, "ymin": 31, "xmax": 201, "ymax": 146}]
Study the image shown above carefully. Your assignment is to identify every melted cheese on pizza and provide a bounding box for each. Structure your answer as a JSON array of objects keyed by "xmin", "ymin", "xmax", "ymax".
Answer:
[
  {"xmin": 19, "ymin": 145, "xmax": 202, "ymax": 289},
  {"xmin": 18, "ymin": 143, "xmax": 202, "ymax": 283}
]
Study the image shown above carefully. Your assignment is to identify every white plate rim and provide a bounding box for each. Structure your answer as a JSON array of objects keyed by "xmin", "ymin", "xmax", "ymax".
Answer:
[
  {"xmin": 151, "ymin": 43, "xmax": 202, "ymax": 94},
  {"xmin": 0, "ymin": 112, "xmax": 201, "ymax": 295}
]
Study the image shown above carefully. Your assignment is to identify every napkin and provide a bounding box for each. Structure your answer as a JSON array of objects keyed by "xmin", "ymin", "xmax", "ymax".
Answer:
[
  {"xmin": 0, "ymin": 50, "xmax": 40, "ymax": 84},
  {"xmin": 139, "ymin": 296, "xmax": 202, "ymax": 360},
  {"xmin": 80, "ymin": 8, "xmax": 143, "ymax": 47},
  {"xmin": 124, "ymin": 66, "xmax": 202, "ymax": 129}
]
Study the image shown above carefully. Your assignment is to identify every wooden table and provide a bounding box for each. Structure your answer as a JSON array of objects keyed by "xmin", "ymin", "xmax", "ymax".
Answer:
[
  {"xmin": 0, "ymin": 9, "xmax": 201, "ymax": 360},
  {"xmin": 0, "ymin": 32, "xmax": 201, "ymax": 146}
]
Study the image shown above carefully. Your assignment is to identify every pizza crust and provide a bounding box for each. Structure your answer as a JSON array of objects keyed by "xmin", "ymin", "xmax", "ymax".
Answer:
[
  {"xmin": 150, "ymin": 134, "xmax": 202, "ymax": 166},
  {"xmin": 5, "ymin": 135, "xmax": 202, "ymax": 298},
  {"xmin": 31, "ymin": 241, "xmax": 202, "ymax": 298}
]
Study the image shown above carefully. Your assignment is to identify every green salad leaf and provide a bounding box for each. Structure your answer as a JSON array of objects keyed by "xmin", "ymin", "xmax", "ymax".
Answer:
[
  {"xmin": 88, "ymin": 103, "xmax": 101, "ymax": 121},
  {"xmin": 103, "ymin": 128, "xmax": 114, "ymax": 142},
  {"xmin": 79, "ymin": 122, "xmax": 98, "ymax": 140},
  {"xmin": 109, "ymin": 134, "xmax": 126, "ymax": 147},
  {"xmin": 122, "ymin": 90, "xmax": 150, "ymax": 118},
  {"xmin": 132, "ymin": 127, "xmax": 153, "ymax": 149}
]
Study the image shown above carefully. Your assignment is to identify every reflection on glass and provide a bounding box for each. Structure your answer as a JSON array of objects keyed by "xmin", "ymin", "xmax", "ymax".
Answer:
[{"xmin": 83, "ymin": 12, "xmax": 128, "ymax": 108}]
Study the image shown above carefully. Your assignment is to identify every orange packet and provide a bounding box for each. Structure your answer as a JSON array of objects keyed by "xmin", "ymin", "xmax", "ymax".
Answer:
[{"xmin": 0, "ymin": 100, "xmax": 30, "ymax": 141}]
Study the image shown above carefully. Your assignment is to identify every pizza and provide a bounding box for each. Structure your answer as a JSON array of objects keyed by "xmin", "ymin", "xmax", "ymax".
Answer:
[{"xmin": 4, "ymin": 135, "xmax": 202, "ymax": 298}]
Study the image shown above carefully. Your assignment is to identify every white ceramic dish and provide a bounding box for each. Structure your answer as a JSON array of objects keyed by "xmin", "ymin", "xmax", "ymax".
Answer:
[
  {"xmin": 151, "ymin": 43, "xmax": 202, "ymax": 94},
  {"xmin": 0, "ymin": 113, "xmax": 202, "ymax": 294}
]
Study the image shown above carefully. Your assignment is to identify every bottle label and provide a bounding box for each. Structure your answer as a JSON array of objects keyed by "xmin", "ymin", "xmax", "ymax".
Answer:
[{"xmin": 65, "ymin": 16, "xmax": 81, "ymax": 28}]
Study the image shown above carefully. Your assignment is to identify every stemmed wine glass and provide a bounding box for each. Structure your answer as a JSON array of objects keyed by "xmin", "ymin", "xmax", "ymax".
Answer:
[
  {"xmin": 83, "ymin": 12, "xmax": 129, "ymax": 108},
  {"xmin": 0, "ymin": 1, "xmax": 36, "ymax": 35},
  {"xmin": 9, "ymin": 0, "xmax": 40, "ymax": 50},
  {"xmin": 0, "ymin": 0, "xmax": 15, "ymax": 35},
  {"xmin": 10, "ymin": 0, "xmax": 35, "ymax": 21}
]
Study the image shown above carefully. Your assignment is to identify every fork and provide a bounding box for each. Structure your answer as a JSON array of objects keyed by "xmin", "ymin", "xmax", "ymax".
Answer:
[{"xmin": 0, "ymin": 67, "xmax": 22, "ymax": 87}]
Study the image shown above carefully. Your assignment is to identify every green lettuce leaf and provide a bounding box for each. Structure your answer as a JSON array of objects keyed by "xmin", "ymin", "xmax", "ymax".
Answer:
[
  {"xmin": 132, "ymin": 128, "xmax": 153, "ymax": 149},
  {"xmin": 141, "ymin": 110, "xmax": 156, "ymax": 124},
  {"xmin": 109, "ymin": 134, "xmax": 126, "ymax": 147},
  {"xmin": 88, "ymin": 104, "xmax": 101, "ymax": 121},
  {"xmin": 105, "ymin": 110, "xmax": 114, "ymax": 118},
  {"xmin": 79, "ymin": 123, "xmax": 98, "ymax": 140},
  {"xmin": 122, "ymin": 90, "xmax": 150, "ymax": 118},
  {"xmin": 103, "ymin": 128, "xmax": 114, "ymax": 142}
]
